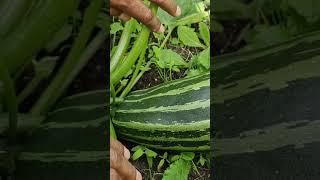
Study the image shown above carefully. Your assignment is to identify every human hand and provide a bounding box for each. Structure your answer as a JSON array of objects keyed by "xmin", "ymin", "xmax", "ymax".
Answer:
[
  {"xmin": 110, "ymin": 139, "xmax": 142, "ymax": 180},
  {"xmin": 110, "ymin": 0, "xmax": 181, "ymax": 33}
]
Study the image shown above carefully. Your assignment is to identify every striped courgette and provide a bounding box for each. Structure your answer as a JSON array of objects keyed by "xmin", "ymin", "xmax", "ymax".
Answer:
[
  {"xmin": 113, "ymin": 73, "xmax": 210, "ymax": 151},
  {"xmin": 212, "ymin": 30, "xmax": 320, "ymax": 179},
  {"xmin": 15, "ymin": 90, "xmax": 107, "ymax": 180}
]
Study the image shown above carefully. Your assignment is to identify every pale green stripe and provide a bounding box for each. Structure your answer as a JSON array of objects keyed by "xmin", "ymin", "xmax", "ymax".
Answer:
[
  {"xmin": 113, "ymin": 119, "xmax": 209, "ymax": 131},
  {"xmin": 295, "ymin": 47, "xmax": 320, "ymax": 55},
  {"xmin": 129, "ymin": 73, "xmax": 209, "ymax": 97},
  {"xmin": 125, "ymin": 79, "xmax": 209, "ymax": 103},
  {"xmin": 216, "ymin": 31, "xmax": 320, "ymax": 69},
  {"xmin": 215, "ymin": 55, "xmax": 320, "ymax": 103},
  {"xmin": 214, "ymin": 119, "xmax": 320, "ymax": 157},
  {"xmin": 42, "ymin": 117, "xmax": 105, "ymax": 129},
  {"xmin": 117, "ymin": 99, "xmax": 209, "ymax": 113},
  {"xmin": 121, "ymin": 133, "xmax": 210, "ymax": 141},
  {"xmin": 63, "ymin": 89, "xmax": 106, "ymax": 100},
  {"xmin": 19, "ymin": 151, "xmax": 107, "ymax": 162},
  {"xmin": 50, "ymin": 103, "xmax": 106, "ymax": 114}
]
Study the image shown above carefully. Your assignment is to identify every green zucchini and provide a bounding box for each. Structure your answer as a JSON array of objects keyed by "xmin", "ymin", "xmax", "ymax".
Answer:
[
  {"xmin": 113, "ymin": 73, "xmax": 210, "ymax": 151},
  {"xmin": 15, "ymin": 90, "xmax": 107, "ymax": 180},
  {"xmin": 212, "ymin": 30, "xmax": 320, "ymax": 179}
]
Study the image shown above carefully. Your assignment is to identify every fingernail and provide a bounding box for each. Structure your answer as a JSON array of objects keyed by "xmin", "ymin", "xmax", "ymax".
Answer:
[
  {"xmin": 124, "ymin": 148, "xmax": 130, "ymax": 159},
  {"xmin": 136, "ymin": 170, "xmax": 142, "ymax": 180},
  {"xmin": 175, "ymin": 6, "xmax": 181, "ymax": 16},
  {"xmin": 119, "ymin": 13, "xmax": 130, "ymax": 21},
  {"xmin": 157, "ymin": 24, "xmax": 165, "ymax": 33}
]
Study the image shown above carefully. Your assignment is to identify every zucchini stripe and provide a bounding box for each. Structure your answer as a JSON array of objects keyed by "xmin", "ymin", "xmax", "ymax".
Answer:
[
  {"xmin": 119, "ymin": 133, "xmax": 209, "ymax": 141},
  {"xmin": 54, "ymin": 90, "xmax": 106, "ymax": 109},
  {"xmin": 124, "ymin": 79, "xmax": 209, "ymax": 103},
  {"xmin": 119, "ymin": 86, "xmax": 209, "ymax": 110},
  {"xmin": 115, "ymin": 106, "xmax": 209, "ymax": 124},
  {"xmin": 19, "ymin": 151, "xmax": 107, "ymax": 162},
  {"xmin": 215, "ymin": 56, "xmax": 320, "ymax": 103},
  {"xmin": 213, "ymin": 119, "xmax": 320, "ymax": 157},
  {"xmin": 113, "ymin": 119, "xmax": 209, "ymax": 131},
  {"xmin": 128, "ymin": 73, "xmax": 209, "ymax": 97},
  {"xmin": 117, "ymin": 99, "xmax": 209, "ymax": 113},
  {"xmin": 47, "ymin": 106, "xmax": 105, "ymax": 123},
  {"xmin": 115, "ymin": 127, "xmax": 210, "ymax": 138}
]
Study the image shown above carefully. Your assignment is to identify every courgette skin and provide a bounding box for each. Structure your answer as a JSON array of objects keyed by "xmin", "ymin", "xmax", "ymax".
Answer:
[
  {"xmin": 113, "ymin": 73, "xmax": 210, "ymax": 151},
  {"xmin": 15, "ymin": 90, "xmax": 107, "ymax": 180},
  {"xmin": 212, "ymin": 31, "xmax": 320, "ymax": 179}
]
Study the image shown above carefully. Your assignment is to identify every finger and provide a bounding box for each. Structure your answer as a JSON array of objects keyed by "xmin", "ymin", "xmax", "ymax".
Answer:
[
  {"xmin": 111, "ymin": 168, "xmax": 122, "ymax": 180},
  {"xmin": 119, "ymin": 13, "xmax": 131, "ymax": 22},
  {"xmin": 110, "ymin": 139, "xmax": 131, "ymax": 159},
  {"xmin": 110, "ymin": 149, "xmax": 141, "ymax": 180},
  {"xmin": 150, "ymin": 0, "xmax": 181, "ymax": 17},
  {"xmin": 110, "ymin": 7, "xmax": 122, "ymax": 16},
  {"xmin": 112, "ymin": 0, "xmax": 164, "ymax": 33}
]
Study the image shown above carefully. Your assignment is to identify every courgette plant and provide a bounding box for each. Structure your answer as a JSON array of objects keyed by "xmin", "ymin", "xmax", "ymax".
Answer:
[
  {"xmin": 0, "ymin": 0, "xmax": 108, "ymax": 178},
  {"xmin": 109, "ymin": 0, "xmax": 211, "ymax": 179}
]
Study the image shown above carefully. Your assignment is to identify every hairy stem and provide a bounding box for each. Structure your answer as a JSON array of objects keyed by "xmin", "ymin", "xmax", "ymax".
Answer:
[{"xmin": 31, "ymin": 0, "xmax": 104, "ymax": 115}]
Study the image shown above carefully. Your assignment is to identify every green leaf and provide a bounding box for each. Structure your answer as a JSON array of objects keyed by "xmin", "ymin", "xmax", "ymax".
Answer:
[
  {"xmin": 178, "ymin": 26, "xmax": 205, "ymax": 48},
  {"xmin": 163, "ymin": 152, "xmax": 168, "ymax": 159},
  {"xmin": 196, "ymin": 47, "xmax": 210, "ymax": 69},
  {"xmin": 162, "ymin": 159, "xmax": 191, "ymax": 180},
  {"xmin": 147, "ymin": 156, "xmax": 153, "ymax": 168},
  {"xmin": 199, "ymin": 22, "xmax": 210, "ymax": 46},
  {"xmin": 170, "ymin": 155, "xmax": 181, "ymax": 162},
  {"xmin": 243, "ymin": 25, "xmax": 291, "ymax": 51},
  {"xmin": 45, "ymin": 24, "xmax": 73, "ymax": 52},
  {"xmin": 171, "ymin": 66, "xmax": 181, "ymax": 72},
  {"xmin": 214, "ymin": 0, "xmax": 252, "ymax": 20},
  {"xmin": 181, "ymin": 152, "xmax": 195, "ymax": 161},
  {"xmin": 157, "ymin": 0, "xmax": 206, "ymax": 29},
  {"xmin": 34, "ymin": 56, "xmax": 58, "ymax": 79},
  {"xmin": 110, "ymin": 22, "xmax": 124, "ymax": 34},
  {"xmin": 131, "ymin": 145, "xmax": 143, "ymax": 152},
  {"xmin": 157, "ymin": 159, "xmax": 165, "ymax": 171},
  {"xmin": 155, "ymin": 49, "xmax": 187, "ymax": 69},
  {"xmin": 288, "ymin": 0, "xmax": 320, "ymax": 22},
  {"xmin": 175, "ymin": 12, "xmax": 209, "ymax": 27},
  {"xmin": 170, "ymin": 37, "xmax": 180, "ymax": 45},
  {"xmin": 187, "ymin": 69, "xmax": 202, "ymax": 77},
  {"xmin": 198, "ymin": 154, "xmax": 206, "ymax": 166},
  {"xmin": 145, "ymin": 148, "xmax": 157, "ymax": 158},
  {"xmin": 132, "ymin": 148, "xmax": 144, "ymax": 161}
]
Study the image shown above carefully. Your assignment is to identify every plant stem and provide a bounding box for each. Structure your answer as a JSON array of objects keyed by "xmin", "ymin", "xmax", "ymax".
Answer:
[
  {"xmin": 0, "ymin": 63, "xmax": 18, "ymax": 144},
  {"xmin": 0, "ymin": 0, "xmax": 32, "ymax": 38},
  {"xmin": 111, "ymin": 4, "xmax": 159, "ymax": 86},
  {"xmin": 110, "ymin": 119, "xmax": 117, "ymax": 139},
  {"xmin": 110, "ymin": 83, "xmax": 116, "ymax": 104},
  {"xmin": 120, "ymin": 41, "xmax": 147, "ymax": 98},
  {"xmin": 160, "ymin": 27, "xmax": 174, "ymax": 49},
  {"xmin": 126, "ymin": 61, "xmax": 152, "ymax": 92},
  {"xmin": 17, "ymin": 75, "xmax": 41, "ymax": 105},
  {"xmin": 110, "ymin": 19, "xmax": 136, "ymax": 73},
  {"xmin": 31, "ymin": 0, "xmax": 104, "ymax": 115}
]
